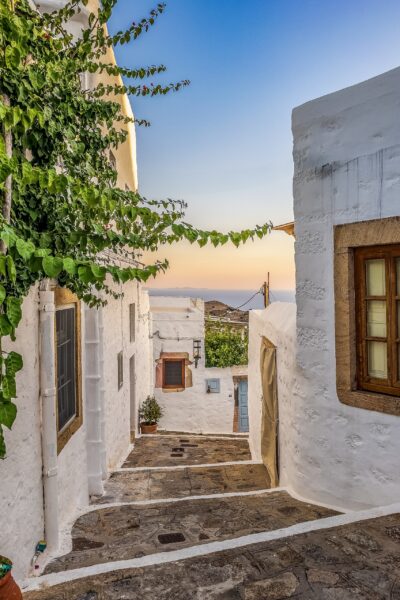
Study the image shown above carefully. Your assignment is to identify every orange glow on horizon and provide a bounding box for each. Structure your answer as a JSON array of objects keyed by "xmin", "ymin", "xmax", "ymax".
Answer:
[{"xmin": 143, "ymin": 231, "xmax": 295, "ymax": 290}]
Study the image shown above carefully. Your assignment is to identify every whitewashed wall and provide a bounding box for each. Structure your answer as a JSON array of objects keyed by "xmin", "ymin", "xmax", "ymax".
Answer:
[
  {"xmin": 0, "ymin": 287, "xmax": 43, "ymax": 581},
  {"xmin": 103, "ymin": 279, "xmax": 152, "ymax": 469},
  {"xmin": 289, "ymin": 66, "xmax": 400, "ymax": 510},
  {"xmin": 150, "ymin": 296, "xmax": 238, "ymax": 434},
  {"xmin": 248, "ymin": 303, "xmax": 296, "ymax": 479}
]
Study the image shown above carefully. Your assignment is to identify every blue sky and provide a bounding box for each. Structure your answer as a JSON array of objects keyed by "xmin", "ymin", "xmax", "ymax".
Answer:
[{"xmin": 109, "ymin": 0, "xmax": 400, "ymax": 290}]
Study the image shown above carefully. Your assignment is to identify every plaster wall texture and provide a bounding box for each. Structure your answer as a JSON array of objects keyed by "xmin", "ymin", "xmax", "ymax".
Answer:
[
  {"xmin": 0, "ymin": 280, "xmax": 152, "ymax": 582},
  {"xmin": 290, "ymin": 66, "xmax": 400, "ymax": 509},
  {"xmin": 103, "ymin": 279, "xmax": 152, "ymax": 470},
  {"xmin": 0, "ymin": 291, "xmax": 90, "ymax": 581},
  {"xmin": 0, "ymin": 287, "xmax": 43, "ymax": 581},
  {"xmin": 248, "ymin": 303, "xmax": 296, "ymax": 481},
  {"xmin": 150, "ymin": 297, "xmax": 238, "ymax": 434}
]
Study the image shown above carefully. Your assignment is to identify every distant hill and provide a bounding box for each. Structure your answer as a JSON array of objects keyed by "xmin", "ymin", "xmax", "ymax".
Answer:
[{"xmin": 205, "ymin": 300, "xmax": 248, "ymax": 326}]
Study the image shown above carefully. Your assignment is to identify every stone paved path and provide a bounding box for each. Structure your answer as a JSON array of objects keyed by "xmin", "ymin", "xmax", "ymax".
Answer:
[
  {"xmin": 24, "ymin": 434, "xmax": 398, "ymax": 599},
  {"xmin": 122, "ymin": 435, "xmax": 251, "ymax": 467},
  {"xmin": 25, "ymin": 513, "xmax": 400, "ymax": 599},
  {"xmin": 95, "ymin": 463, "xmax": 270, "ymax": 503},
  {"xmin": 45, "ymin": 492, "xmax": 336, "ymax": 573}
]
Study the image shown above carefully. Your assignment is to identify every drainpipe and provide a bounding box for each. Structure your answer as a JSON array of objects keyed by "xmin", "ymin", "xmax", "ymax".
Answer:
[
  {"xmin": 39, "ymin": 284, "xmax": 59, "ymax": 553},
  {"xmin": 84, "ymin": 306, "xmax": 104, "ymax": 496}
]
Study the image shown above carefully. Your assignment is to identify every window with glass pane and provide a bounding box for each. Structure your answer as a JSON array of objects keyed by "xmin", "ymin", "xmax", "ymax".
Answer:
[
  {"xmin": 355, "ymin": 245, "xmax": 400, "ymax": 396},
  {"xmin": 162, "ymin": 359, "xmax": 185, "ymax": 389},
  {"xmin": 56, "ymin": 306, "xmax": 77, "ymax": 431}
]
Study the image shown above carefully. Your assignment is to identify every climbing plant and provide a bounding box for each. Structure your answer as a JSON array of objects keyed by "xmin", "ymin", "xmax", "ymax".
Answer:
[
  {"xmin": 0, "ymin": 0, "xmax": 271, "ymax": 457},
  {"xmin": 205, "ymin": 322, "xmax": 248, "ymax": 368}
]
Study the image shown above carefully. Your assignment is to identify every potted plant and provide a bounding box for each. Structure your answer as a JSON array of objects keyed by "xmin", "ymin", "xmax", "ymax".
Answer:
[
  {"xmin": 0, "ymin": 556, "xmax": 22, "ymax": 600},
  {"xmin": 139, "ymin": 396, "xmax": 163, "ymax": 434}
]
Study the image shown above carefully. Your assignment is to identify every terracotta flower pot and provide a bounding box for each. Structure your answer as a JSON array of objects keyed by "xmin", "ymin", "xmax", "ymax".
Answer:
[
  {"xmin": 141, "ymin": 423, "xmax": 157, "ymax": 434},
  {"xmin": 0, "ymin": 572, "xmax": 22, "ymax": 600}
]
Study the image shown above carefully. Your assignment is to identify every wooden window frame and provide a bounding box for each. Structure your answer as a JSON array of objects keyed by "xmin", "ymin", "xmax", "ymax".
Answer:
[
  {"xmin": 162, "ymin": 358, "xmax": 185, "ymax": 390},
  {"xmin": 334, "ymin": 216, "xmax": 400, "ymax": 416},
  {"xmin": 355, "ymin": 245, "xmax": 400, "ymax": 397},
  {"xmin": 55, "ymin": 288, "xmax": 82, "ymax": 454}
]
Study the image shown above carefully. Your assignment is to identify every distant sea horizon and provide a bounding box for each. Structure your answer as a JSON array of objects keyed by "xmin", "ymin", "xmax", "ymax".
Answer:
[{"xmin": 146, "ymin": 287, "xmax": 295, "ymax": 311}]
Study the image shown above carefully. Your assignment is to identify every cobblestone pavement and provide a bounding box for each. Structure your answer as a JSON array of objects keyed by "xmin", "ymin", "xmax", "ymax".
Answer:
[
  {"xmin": 94, "ymin": 463, "xmax": 271, "ymax": 503},
  {"xmin": 122, "ymin": 435, "xmax": 251, "ymax": 467},
  {"xmin": 25, "ymin": 513, "xmax": 400, "ymax": 599},
  {"xmin": 45, "ymin": 492, "xmax": 337, "ymax": 573}
]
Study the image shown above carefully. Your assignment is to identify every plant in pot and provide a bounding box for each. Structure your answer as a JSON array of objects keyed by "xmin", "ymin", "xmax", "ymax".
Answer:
[
  {"xmin": 0, "ymin": 556, "xmax": 22, "ymax": 600},
  {"xmin": 139, "ymin": 396, "xmax": 163, "ymax": 434}
]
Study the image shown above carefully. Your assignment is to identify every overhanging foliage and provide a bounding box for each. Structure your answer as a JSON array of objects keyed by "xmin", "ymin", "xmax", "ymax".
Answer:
[{"xmin": 0, "ymin": 0, "xmax": 271, "ymax": 457}]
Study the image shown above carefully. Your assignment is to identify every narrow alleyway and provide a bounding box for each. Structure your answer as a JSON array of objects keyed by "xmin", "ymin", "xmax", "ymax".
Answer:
[{"xmin": 23, "ymin": 435, "xmax": 400, "ymax": 598}]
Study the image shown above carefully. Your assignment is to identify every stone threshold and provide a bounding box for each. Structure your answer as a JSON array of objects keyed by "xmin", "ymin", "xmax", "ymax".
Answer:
[{"xmin": 23, "ymin": 501, "xmax": 400, "ymax": 594}]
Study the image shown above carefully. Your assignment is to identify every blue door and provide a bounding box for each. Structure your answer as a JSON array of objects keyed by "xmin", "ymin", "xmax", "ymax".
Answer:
[{"xmin": 238, "ymin": 380, "xmax": 249, "ymax": 432}]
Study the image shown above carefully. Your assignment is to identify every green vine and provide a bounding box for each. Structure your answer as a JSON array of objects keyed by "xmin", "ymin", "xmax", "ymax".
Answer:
[{"xmin": 0, "ymin": 0, "xmax": 271, "ymax": 458}]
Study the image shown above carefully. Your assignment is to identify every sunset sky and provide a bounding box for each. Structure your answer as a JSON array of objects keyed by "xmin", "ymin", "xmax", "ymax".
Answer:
[{"xmin": 109, "ymin": 0, "xmax": 400, "ymax": 291}]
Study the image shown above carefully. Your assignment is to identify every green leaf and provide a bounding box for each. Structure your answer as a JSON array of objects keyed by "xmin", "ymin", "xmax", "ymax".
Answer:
[
  {"xmin": 42, "ymin": 256, "xmax": 63, "ymax": 278},
  {"xmin": 5, "ymin": 352, "xmax": 23, "ymax": 375},
  {"xmin": 16, "ymin": 238, "xmax": 35, "ymax": 260},
  {"xmin": 78, "ymin": 265, "xmax": 95, "ymax": 284},
  {"xmin": 0, "ymin": 315, "xmax": 12, "ymax": 336},
  {"xmin": 2, "ymin": 377, "xmax": 16, "ymax": 400},
  {"xmin": 6, "ymin": 297, "xmax": 22, "ymax": 328},
  {"xmin": 0, "ymin": 401, "xmax": 17, "ymax": 428},
  {"xmin": 6, "ymin": 256, "xmax": 16, "ymax": 282},
  {"xmin": 63, "ymin": 257, "xmax": 76, "ymax": 275},
  {"xmin": 0, "ymin": 285, "xmax": 6, "ymax": 305},
  {"xmin": 90, "ymin": 264, "xmax": 106, "ymax": 280},
  {"xmin": 5, "ymin": 45, "xmax": 21, "ymax": 69},
  {"xmin": 34, "ymin": 248, "xmax": 51, "ymax": 257},
  {"xmin": 0, "ymin": 257, "xmax": 6, "ymax": 278}
]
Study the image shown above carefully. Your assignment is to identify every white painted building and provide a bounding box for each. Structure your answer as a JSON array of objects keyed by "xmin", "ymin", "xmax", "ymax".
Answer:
[
  {"xmin": 0, "ymin": 0, "xmax": 153, "ymax": 582},
  {"xmin": 150, "ymin": 296, "xmax": 248, "ymax": 434},
  {"xmin": 249, "ymin": 66, "xmax": 400, "ymax": 511}
]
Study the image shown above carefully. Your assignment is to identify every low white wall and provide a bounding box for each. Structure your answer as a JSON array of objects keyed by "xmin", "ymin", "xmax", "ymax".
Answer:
[
  {"xmin": 248, "ymin": 303, "xmax": 296, "ymax": 479},
  {"xmin": 290, "ymin": 66, "xmax": 400, "ymax": 510},
  {"xmin": 150, "ymin": 296, "xmax": 238, "ymax": 434}
]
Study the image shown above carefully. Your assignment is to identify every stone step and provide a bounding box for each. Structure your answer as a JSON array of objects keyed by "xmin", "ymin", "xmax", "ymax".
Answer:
[
  {"xmin": 122, "ymin": 435, "xmax": 251, "ymax": 468},
  {"xmin": 23, "ymin": 512, "xmax": 400, "ymax": 599},
  {"xmin": 44, "ymin": 491, "xmax": 338, "ymax": 574},
  {"xmin": 94, "ymin": 463, "xmax": 271, "ymax": 504}
]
